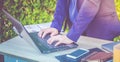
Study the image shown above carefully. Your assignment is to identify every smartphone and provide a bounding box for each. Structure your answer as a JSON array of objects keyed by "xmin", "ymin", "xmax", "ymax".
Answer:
[{"xmin": 66, "ymin": 48, "xmax": 89, "ymax": 59}]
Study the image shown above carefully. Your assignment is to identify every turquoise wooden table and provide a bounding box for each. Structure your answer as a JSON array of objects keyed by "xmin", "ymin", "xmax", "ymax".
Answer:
[
  {"xmin": 0, "ymin": 36, "xmax": 113, "ymax": 62},
  {"xmin": 0, "ymin": 23, "xmax": 113, "ymax": 62}
]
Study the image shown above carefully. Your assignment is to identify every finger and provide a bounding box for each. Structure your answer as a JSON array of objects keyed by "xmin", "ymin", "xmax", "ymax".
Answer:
[
  {"xmin": 47, "ymin": 36, "xmax": 58, "ymax": 45},
  {"xmin": 50, "ymin": 32, "xmax": 57, "ymax": 36},
  {"xmin": 42, "ymin": 30, "xmax": 51, "ymax": 38},
  {"xmin": 38, "ymin": 30, "xmax": 44, "ymax": 38},
  {"xmin": 55, "ymin": 41, "xmax": 62, "ymax": 46},
  {"xmin": 47, "ymin": 37, "xmax": 55, "ymax": 44}
]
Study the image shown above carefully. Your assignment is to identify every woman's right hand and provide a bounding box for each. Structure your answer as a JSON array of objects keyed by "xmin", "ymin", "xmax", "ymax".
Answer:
[{"xmin": 38, "ymin": 27, "xmax": 59, "ymax": 38}]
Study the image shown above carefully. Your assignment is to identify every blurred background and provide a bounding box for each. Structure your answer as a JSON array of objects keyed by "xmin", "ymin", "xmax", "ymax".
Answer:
[{"xmin": 0, "ymin": 0, "xmax": 120, "ymax": 42}]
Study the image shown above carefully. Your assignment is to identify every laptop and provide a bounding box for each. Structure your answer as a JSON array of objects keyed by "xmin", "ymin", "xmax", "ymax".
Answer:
[
  {"xmin": 2, "ymin": 9, "xmax": 78, "ymax": 54},
  {"xmin": 102, "ymin": 42, "xmax": 120, "ymax": 52}
]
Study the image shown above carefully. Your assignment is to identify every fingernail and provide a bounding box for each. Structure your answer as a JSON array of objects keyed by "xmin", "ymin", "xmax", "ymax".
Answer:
[
  {"xmin": 55, "ymin": 45, "xmax": 57, "ymax": 46},
  {"xmin": 42, "ymin": 36, "xmax": 44, "ymax": 38},
  {"xmin": 38, "ymin": 34, "xmax": 40, "ymax": 37}
]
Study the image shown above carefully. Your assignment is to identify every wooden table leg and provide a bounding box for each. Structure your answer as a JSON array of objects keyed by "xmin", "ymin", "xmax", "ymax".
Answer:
[{"xmin": 0, "ymin": 54, "xmax": 4, "ymax": 62}]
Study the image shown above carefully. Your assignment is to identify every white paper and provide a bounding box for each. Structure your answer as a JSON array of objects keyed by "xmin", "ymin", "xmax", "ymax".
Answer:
[{"xmin": 24, "ymin": 22, "xmax": 51, "ymax": 33}]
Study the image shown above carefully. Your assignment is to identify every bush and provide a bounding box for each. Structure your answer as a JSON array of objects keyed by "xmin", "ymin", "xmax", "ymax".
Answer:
[
  {"xmin": 0, "ymin": 0, "xmax": 56, "ymax": 42},
  {"xmin": 115, "ymin": 0, "xmax": 120, "ymax": 20}
]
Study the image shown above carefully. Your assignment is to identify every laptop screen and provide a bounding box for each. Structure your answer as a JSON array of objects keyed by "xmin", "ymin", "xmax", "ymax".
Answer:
[
  {"xmin": 2, "ymin": 9, "xmax": 40, "ymax": 52},
  {"xmin": 2, "ymin": 9, "xmax": 23, "ymax": 34}
]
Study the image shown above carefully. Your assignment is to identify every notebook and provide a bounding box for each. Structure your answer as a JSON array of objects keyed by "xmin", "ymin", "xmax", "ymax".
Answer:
[
  {"xmin": 2, "ymin": 9, "xmax": 78, "ymax": 54},
  {"xmin": 81, "ymin": 48, "xmax": 104, "ymax": 62},
  {"xmin": 102, "ymin": 42, "xmax": 120, "ymax": 52},
  {"xmin": 81, "ymin": 52, "xmax": 113, "ymax": 62}
]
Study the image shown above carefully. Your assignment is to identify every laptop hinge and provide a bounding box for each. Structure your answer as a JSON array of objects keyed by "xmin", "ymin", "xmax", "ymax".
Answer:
[{"xmin": 13, "ymin": 26, "xmax": 23, "ymax": 38}]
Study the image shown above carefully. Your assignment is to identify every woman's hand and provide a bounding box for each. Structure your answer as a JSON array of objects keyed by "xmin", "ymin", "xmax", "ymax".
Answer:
[
  {"xmin": 38, "ymin": 27, "xmax": 59, "ymax": 38},
  {"xmin": 47, "ymin": 35, "xmax": 74, "ymax": 46}
]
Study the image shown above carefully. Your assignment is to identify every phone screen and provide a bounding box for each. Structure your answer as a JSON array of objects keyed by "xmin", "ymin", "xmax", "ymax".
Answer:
[{"xmin": 66, "ymin": 48, "xmax": 89, "ymax": 59}]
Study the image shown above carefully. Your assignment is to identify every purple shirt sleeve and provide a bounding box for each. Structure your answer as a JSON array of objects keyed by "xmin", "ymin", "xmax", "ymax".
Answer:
[
  {"xmin": 50, "ymin": 0, "xmax": 67, "ymax": 32},
  {"xmin": 67, "ymin": 0, "xmax": 101, "ymax": 42}
]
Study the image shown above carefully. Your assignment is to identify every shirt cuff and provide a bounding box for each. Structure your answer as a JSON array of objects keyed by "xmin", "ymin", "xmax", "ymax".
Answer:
[
  {"xmin": 66, "ymin": 29, "xmax": 81, "ymax": 42},
  {"xmin": 50, "ymin": 21, "xmax": 62, "ymax": 32}
]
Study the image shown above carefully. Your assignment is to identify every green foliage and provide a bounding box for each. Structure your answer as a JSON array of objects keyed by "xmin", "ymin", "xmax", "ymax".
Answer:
[
  {"xmin": 4, "ymin": 0, "xmax": 56, "ymax": 25},
  {"xmin": 0, "ymin": 0, "xmax": 56, "ymax": 42},
  {"xmin": 115, "ymin": 0, "xmax": 120, "ymax": 20},
  {"xmin": 114, "ymin": 36, "xmax": 120, "ymax": 42}
]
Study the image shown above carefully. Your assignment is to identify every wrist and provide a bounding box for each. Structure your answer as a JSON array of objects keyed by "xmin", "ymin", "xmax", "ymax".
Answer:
[{"xmin": 65, "ymin": 35, "xmax": 74, "ymax": 44}]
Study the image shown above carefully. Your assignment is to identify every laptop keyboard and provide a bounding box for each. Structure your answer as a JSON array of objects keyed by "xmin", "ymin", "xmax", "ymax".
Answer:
[
  {"xmin": 29, "ymin": 32, "xmax": 78, "ymax": 53},
  {"xmin": 29, "ymin": 32, "xmax": 67, "ymax": 49}
]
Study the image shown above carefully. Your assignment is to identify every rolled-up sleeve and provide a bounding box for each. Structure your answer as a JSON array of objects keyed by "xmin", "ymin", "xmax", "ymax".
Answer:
[
  {"xmin": 67, "ymin": 0, "xmax": 101, "ymax": 42},
  {"xmin": 51, "ymin": 0, "xmax": 67, "ymax": 32}
]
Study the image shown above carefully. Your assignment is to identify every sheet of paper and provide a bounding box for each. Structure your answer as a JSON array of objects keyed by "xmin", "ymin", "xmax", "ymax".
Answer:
[{"xmin": 24, "ymin": 22, "xmax": 51, "ymax": 33}]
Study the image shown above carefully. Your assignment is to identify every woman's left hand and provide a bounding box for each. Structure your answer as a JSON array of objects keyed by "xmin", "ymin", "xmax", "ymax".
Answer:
[{"xmin": 47, "ymin": 35, "xmax": 74, "ymax": 46}]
